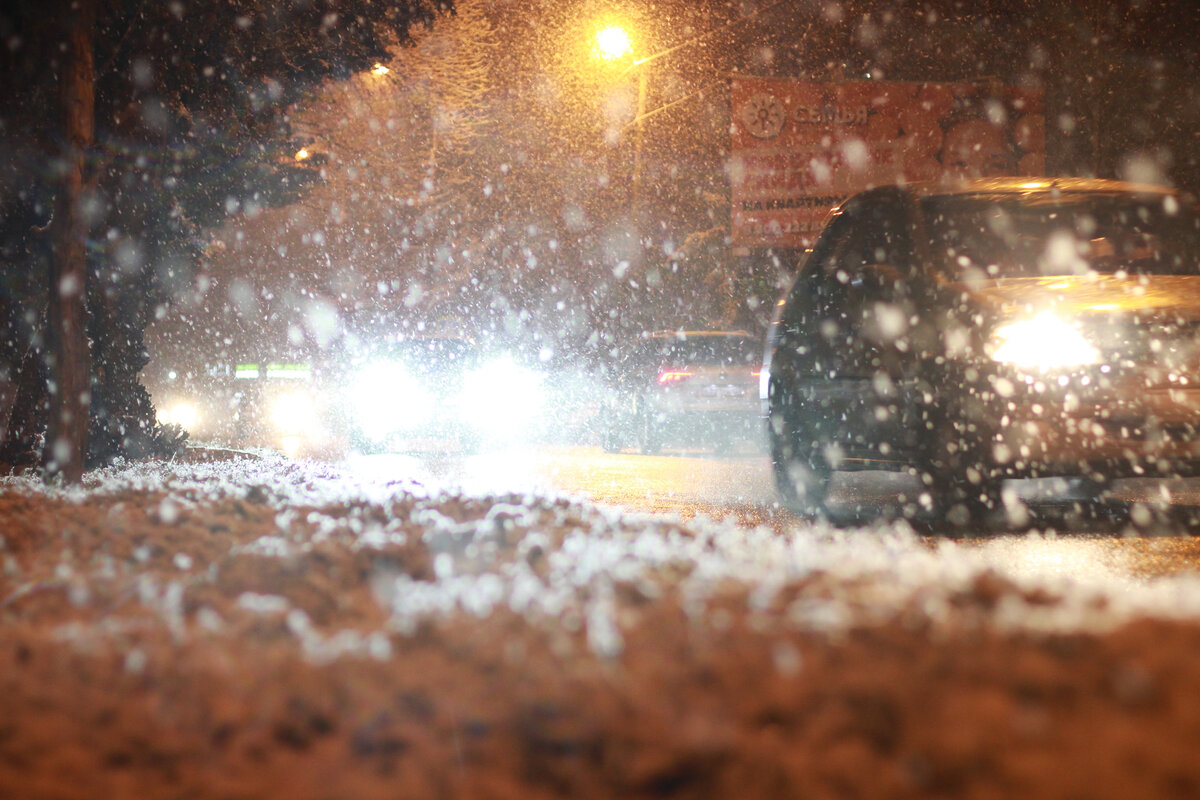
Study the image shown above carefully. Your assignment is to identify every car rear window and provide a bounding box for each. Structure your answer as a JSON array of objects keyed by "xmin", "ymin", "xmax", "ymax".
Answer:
[
  {"xmin": 924, "ymin": 193, "xmax": 1200, "ymax": 279},
  {"xmin": 641, "ymin": 336, "xmax": 759, "ymax": 367}
]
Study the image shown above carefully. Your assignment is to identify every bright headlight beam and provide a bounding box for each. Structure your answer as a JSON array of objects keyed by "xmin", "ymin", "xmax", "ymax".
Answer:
[
  {"xmin": 271, "ymin": 391, "xmax": 316, "ymax": 434},
  {"xmin": 990, "ymin": 313, "xmax": 1100, "ymax": 370},
  {"xmin": 460, "ymin": 357, "xmax": 545, "ymax": 434},
  {"xmin": 349, "ymin": 360, "xmax": 435, "ymax": 440},
  {"xmin": 157, "ymin": 401, "xmax": 199, "ymax": 430}
]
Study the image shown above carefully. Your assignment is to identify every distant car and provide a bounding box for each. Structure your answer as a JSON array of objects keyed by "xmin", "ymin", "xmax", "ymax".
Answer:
[
  {"xmin": 764, "ymin": 177, "xmax": 1200, "ymax": 524},
  {"xmin": 342, "ymin": 335, "xmax": 545, "ymax": 453},
  {"xmin": 148, "ymin": 358, "xmax": 337, "ymax": 457},
  {"xmin": 601, "ymin": 330, "xmax": 763, "ymax": 454}
]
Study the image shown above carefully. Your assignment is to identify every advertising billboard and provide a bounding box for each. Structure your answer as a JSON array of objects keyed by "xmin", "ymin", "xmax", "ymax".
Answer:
[{"xmin": 729, "ymin": 77, "xmax": 1045, "ymax": 249}]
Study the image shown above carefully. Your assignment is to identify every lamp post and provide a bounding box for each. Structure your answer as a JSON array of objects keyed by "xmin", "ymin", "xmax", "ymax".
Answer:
[
  {"xmin": 593, "ymin": 24, "xmax": 648, "ymax": 240},
  {"xmin": 632, "ymin": 67, "xmax": 646, "ymax": 221}
]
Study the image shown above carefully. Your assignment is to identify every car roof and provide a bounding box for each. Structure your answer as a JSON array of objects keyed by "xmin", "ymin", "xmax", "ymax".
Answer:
[
  {"xmin": 903, "ymin": 176, "xmax": 1179, "ymax": 201},
  {"xmin": 642, "ymin": 330, "xmax": 753, "ymax": 340}
]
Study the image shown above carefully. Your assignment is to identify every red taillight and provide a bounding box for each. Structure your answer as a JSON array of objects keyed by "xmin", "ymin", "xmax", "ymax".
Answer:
[
  {"xmin": 657, "ymin": 369, "xmax": 694, "ymax": 385},
  {"xmin": 751, "ymin": 369, "xmax": 762, "ymax": 378}
]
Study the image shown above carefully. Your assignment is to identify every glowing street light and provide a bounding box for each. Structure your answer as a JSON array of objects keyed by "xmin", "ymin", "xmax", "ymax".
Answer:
[
  {"xmin": 294, "ymin": 147, "xmax": 311, "ymax": 162},
  {"xmin": 371, "ymin": 63, "xmax": 390, "ymax": 77},
  {"xmin": 594, "ymin": 24, "xmax": 634, "ymax": 62}
]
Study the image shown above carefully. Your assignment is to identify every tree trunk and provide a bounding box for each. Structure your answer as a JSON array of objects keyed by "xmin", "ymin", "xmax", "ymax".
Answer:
[{"xmin": 46, "ymin": 0, "xmax": 95, "ymax": 483}]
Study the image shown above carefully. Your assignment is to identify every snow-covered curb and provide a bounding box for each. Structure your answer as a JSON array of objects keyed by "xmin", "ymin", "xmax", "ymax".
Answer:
[{"xmin": 4, "ymin": 455, "xmax": 1200, "ymax": 667}]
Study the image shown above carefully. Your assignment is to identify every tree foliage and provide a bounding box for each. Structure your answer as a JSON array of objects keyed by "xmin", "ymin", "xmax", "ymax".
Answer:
[{"xmin": 0, "ymin": 0, "xmax": 450, "ymax": 473}]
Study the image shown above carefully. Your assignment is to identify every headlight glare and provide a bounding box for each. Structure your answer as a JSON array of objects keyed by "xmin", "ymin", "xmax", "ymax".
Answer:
[
  {"xmin": 349, "ymin": 361, "xmax": 435, "ymax": 439},
  {"xmin": 271, "ymin": 391, "xmax": 316, "ymax": 434},
  {"xmin": 990, "ymin": 313, "xmax": 1100, "ymax": 370},
  {"xmin": 158, "ymin": 401, "xmax": 199, "ymax": 431},
  {"xmin": 460, "ymin": 357, "xmax": 545, "ymax": 434}
]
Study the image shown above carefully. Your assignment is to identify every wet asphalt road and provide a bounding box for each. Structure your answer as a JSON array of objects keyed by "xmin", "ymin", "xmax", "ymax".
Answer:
[{"xmin": 341, "ymin": 444, "xmax": 1200, "ymax": 582}]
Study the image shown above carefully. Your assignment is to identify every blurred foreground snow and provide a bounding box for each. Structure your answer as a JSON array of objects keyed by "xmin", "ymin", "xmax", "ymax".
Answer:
[{"xmin": 4, "ymin": 449, "xmax": 1200, "ymax": 668}]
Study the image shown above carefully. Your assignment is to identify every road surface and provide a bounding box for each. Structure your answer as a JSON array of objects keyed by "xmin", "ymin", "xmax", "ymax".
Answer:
[{"xmin": 340, "ymin": 444, "xmax": 1200, "ymax": 582}]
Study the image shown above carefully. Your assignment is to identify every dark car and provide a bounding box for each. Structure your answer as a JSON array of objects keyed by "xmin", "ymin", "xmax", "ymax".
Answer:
[
  {"xmin": 601, "ymin": 330, "xmax": 763, "ymax": 454},
  {"xmin": 147, "ymin": 357, "xmax": 340, "ymax": 457},
  {"xmin": 763, "ymin": 177, "xmax": 1200, "ymax": 525}
]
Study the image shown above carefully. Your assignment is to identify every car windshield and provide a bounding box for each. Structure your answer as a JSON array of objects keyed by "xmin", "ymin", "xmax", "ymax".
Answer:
[{"xmin": 924, "ymin": 193, "xmax": 1200, "ymax": 279}]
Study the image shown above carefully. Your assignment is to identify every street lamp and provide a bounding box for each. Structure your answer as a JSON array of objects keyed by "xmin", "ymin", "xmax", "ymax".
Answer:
[{"xmin": 594, "ymin": 25, "xmax": 633, "ymax": 62}]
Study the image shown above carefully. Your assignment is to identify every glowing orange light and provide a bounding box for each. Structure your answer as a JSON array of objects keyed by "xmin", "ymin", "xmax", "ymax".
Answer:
[
  {"xmin": 371, "ymin": 63, "xmax": 390, "ymax": 76},
  {"xmin": 594, "ymin": 25, "xmax": 633, "ymax": 61},
  {"xmin": 657, "ymin": 370, "xmax": 694, "ymax": 384},
  {"xmin": 294, "ymin": 148, "xmax": 310, "ymax": 161}
]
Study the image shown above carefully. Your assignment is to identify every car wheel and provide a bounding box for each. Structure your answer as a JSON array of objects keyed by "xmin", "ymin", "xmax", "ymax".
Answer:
[
  {"xmin": 600, "ymin": 408, "xmax": 624, "ymax": 453},
  {"xmin": 637, "ymin": 398, "xmax": 662, "ymax": 455},
  {"xmin": 920, "ymin": 399, "xmax": 1005, "ymax": 530},
  {"xmin": 768, "ymin": 379, "xmax": 833, "ymax": 517},
  {"xmin": 712, "ymin": 428, "xmax": 735, "ymax": 456}
]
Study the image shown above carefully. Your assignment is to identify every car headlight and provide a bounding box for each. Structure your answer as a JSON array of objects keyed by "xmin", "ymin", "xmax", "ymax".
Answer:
[
  {"xmin": 989, "ymin": 312, "xmax": 1100, "ymax": 370},
  {"xmin": 348, "ymin": 361, "xmax": 435, "ymax": 439},
  {"xmin": 460, "ymin": 357, "xmax": 545, "ymax": 433},
  {"xmin": 271, "ymin": 390, "xmax": 317, "ymax": 435},
  {"xmin": 157, "ymin": 401, "xmax": 199, "ymax": 431}
]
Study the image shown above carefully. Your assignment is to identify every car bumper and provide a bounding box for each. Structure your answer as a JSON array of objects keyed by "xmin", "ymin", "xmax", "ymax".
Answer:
[
  {"xmin": 989, "ymin": 380, "xmax": 1200, "ymax": 477},
  {"xmin": 780, "ymin": 365, "xmax": 1200, "ymax": 479}
]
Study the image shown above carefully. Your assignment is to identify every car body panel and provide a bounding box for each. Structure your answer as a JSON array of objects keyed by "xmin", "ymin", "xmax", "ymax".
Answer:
[{"xmin": 766, "ymin": 177, "xmax": 1200, "ymax": 492}]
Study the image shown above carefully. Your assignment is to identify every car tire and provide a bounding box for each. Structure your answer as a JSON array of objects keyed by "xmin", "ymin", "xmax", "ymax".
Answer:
[
  {"xmin": 767, "ymin": 378, "xmax": 833, "ymax": 517},
  {"xmin": 600, "ymin": 409, "xmax": 624, "ymax": 453},
  {"xmin": 920, "ymin": 397, "xmax": 1005, "ymax": 531},
  {"xmin": 712, "ymin": 429, "xmax": 734, "ymax": 456},
  {"xmin": 637, "ymin": 398, "xmax": 662, "ymax": 455}
]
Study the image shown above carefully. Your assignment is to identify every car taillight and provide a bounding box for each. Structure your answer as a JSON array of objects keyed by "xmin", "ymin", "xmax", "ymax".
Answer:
[{"xmin": 657, "ymin": 369, "xmax": 694, "ymax": 385}]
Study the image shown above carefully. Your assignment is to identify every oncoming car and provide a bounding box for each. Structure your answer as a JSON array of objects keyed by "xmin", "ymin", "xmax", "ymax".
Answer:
[
  {"xmin": 150, "ymin": 360, "xmax": 335, "ymax": 457},
  {"xmin": 602, "ymin": 330, "xmax": 763, "ymax": 454},
  {"xmin": 763, "ymin": 177, "xmax": 1200, "ymax": 525},
  {"xmin": 341, "ymin": 336, "xmax": 544, "ymax": 453}
]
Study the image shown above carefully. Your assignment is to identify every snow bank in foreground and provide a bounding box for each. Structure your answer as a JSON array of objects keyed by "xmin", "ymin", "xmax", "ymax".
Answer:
[{"xmin": 3, "ymin": 452, "xmax": 1200, "ymax": 664}]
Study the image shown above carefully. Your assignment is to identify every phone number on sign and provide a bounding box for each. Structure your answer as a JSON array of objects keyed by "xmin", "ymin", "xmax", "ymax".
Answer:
[{"xmin": 737, "ymin": 218, "xmax": 824, "ymax": 237}]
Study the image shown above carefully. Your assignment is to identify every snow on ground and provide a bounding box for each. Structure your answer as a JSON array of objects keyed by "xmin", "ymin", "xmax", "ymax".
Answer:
[
  {"xmin": 6, "ymin": 449, "xmax": 1200, "ymax": 799},
  {"xmin": 4, "ymin": 448, "xmax": 1200, "ymax": 660}
]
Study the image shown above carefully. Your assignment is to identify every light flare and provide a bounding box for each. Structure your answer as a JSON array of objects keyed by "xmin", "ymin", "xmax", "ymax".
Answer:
[
  {"xmin": 460, "ymin": 357, "xmax": 545, "ymax": 435},
  {"xmin": 990, "ymin": 313, "xmax": 1100, "ymax": 370},
  {"xmin": 271, "ymin": 391, "xmax": 317, "ymax": 435},
  {"xmin": 158, "ymin": 401, "xmax": 199, "ymax": 431},
  {"xmin": 594, "ymin": 25, "xmax": 633, "ymax": 61},
  {"xmin": 349, "ymin": 361, "xmax": 436, "ymax": 441}
]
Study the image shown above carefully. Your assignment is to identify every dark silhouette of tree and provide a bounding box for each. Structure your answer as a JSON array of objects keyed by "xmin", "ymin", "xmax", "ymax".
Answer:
[{"xmin": 0, "ymin": 0, "xmax": 450, "ymax": 480}]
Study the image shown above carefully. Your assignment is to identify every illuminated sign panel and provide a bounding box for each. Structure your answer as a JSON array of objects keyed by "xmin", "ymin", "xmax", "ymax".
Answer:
[{"xmin": 730, "ymin": 78, "xmax": 1045, "ymax": 249}]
